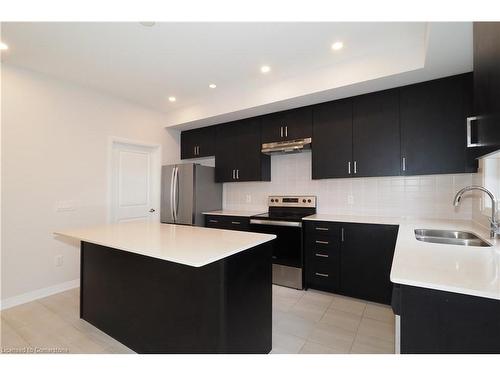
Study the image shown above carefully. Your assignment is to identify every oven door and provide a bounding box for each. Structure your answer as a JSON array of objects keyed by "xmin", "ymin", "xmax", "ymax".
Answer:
[{"xmin": 249, "ymin": 219, "xmax": 302, "ymax": 268}]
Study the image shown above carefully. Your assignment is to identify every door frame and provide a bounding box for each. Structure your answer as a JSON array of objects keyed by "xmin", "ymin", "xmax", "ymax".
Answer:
[{"xmin": 108, "ymin": 136, "xmax": 162, "ymax": 224}]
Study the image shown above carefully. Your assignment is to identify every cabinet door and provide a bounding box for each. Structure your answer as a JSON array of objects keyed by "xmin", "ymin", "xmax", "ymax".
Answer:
[
  {"xmin": 340, "ymin": 223, "xmax": 398, "ymax": 304},
  {"xmin": 261, "ymin": 107, "xmax": 312, "ymax": 143},
  {"xmin": 180, "ymin": 126, "xmax": 216, "ymax": 159},
  {"xmin": 312, "ymin": 99, "xmax": 353, "ymax": 179},
  {"xmin": 400, "ymin": 74, "xmax": 471, "ymax": 175},
  {"xmin": 471, "ymin": 22, "xmax": 500, "ymax": 155},
  {"xmin": 235, "ymin": 118, "xmax": 270, "ymax": 182},
  {"xmin": 215, "ymin": 123, "xmax": 238, "ymax": 182},
  {"xmin": 353, "ymin": 90, "xmax": 401, "ymax": 177}
]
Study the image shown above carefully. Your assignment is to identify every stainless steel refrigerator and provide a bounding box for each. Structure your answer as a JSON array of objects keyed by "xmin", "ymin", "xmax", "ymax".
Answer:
[{"xmin": 160, "ymin": 163, "xmax": 222, "ymax": 226}]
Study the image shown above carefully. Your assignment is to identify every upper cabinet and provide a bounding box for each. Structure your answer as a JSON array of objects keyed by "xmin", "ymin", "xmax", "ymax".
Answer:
[
  {"xmin": 215, "ymin": 118, "xmax": 270, "ymax": 183},
  {"xmin": 312, "ymin": 98, "xmax": 353, "ymax": 179},
  {"xmin": 400, "ymin": 73, "xmax": 474, "ymax": 176},
  {"xmin": 180, "ymin": 126, "xmax": 216, "ymax": 159},
  {"xmin": 352, "ymin": 89, "xmax": 401, "ymax": 177},
  {"xmin": 470, "ymin": 22, "xmax": 500, "ymax": 156},
  {"xmin": 261, "ymin": 107, "xmax": 312, "ymax": 143}
]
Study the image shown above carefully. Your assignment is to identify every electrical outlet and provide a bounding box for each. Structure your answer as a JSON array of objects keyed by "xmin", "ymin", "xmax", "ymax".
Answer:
[
  {"xmin": 54, "ymin": 255, "xmax": 64, "ymax": 267},
  {"xmin": 347, "ymin": 194, "xmax": 354, "ymax": 205},
  {"xmin": 245, "ymin": 194, "xmax": 252, "ymax": 203},
  {"xmin": 55, "ymin": 200, "xmax": 76, "ymax": 212}
]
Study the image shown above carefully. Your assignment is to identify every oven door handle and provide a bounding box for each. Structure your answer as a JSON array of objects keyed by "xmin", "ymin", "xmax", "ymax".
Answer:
[{"xmin": 250, "ymin": 219, "xmax": 302, "ymax": 228}]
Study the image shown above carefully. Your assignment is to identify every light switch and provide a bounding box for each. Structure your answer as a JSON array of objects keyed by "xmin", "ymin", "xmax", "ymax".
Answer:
[{"xmin": 55, "ymin": 200, "xmax": 77, "ymax": 212}]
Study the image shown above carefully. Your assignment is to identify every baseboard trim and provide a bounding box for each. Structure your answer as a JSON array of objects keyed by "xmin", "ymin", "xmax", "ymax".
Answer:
[{"xmin": 0, "ymin": 279, "xmax": 80, "ymax": 311}]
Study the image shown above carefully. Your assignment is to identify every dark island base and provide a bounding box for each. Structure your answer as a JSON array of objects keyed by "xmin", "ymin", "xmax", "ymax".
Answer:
[{"xmin": 80, "ymin": 241, "xmax": 273, "ymax": 354}]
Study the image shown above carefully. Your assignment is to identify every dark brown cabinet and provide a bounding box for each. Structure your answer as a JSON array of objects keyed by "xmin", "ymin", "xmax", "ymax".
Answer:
[
  {"xmin": 215, "ymin": 118, "xmax": 270, "ymax": 183},
  {"xmin": 352, "ymin": 89, "xmax": 401, "ymax": 177},
  {"xmin": 204, "ymin": 215, "xmax": 250, "ymax": 231},
  {"xmin": 180, "ymin": 126, "xmax": 216, "ymax": 159},
  {"xmin": 470, "ymin": 22, "xmax": 500, "ymax": 156},
  {"xmin": 400, "ymin": 73, "xmax": 474, "ymax": 175},
  {"xmin": 261, "ymin": 107, "xmax": 312, "ymax": 143},
  {"xmin": 312, "ymin": 99, "xmax": 353, "ymax": 179},
  {"xmin": 304, "ymin": 220, "xmax": 398, "ymax": 305}
]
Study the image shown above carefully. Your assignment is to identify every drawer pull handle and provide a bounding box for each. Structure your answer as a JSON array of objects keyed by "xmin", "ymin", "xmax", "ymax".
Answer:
[
  {"xmin": 231, "ymin": 221, "xmax": 241, "ymax": 225},
  {"xmin": 315, "ymin": 227, "xmax": 329, "ymax": 231},
  {"xmin": 315, "ymin": 253, "xmax": 329, "ymax": 258},
  {"xmin": 209, "ymin": 219, "xmax": 218, "ymax": 223},
  {"xmin": 315, "ymin": 240, "xmax": 329, "ymax": 244},
  {"xmin": 315, "ymin": 272, "xmax": 329, "ymax": 278}
]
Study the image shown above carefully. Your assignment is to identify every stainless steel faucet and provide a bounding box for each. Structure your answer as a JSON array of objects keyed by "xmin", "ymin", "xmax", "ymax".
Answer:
[{"xmin": 453, "ymin": 185, "xmax": 499, "ymax": 239}]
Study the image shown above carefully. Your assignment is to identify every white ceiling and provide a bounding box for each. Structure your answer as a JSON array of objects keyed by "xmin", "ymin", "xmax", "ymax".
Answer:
[{"xmin": 1, "ymin": 22, "xmax": 472, "ymax": 129}]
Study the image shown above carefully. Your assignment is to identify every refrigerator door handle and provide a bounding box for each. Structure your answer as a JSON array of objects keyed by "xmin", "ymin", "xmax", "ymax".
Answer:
[
  {"xmin": 170, "ymin": 166, "xmax": 176, "ymax": 222},
  {"xmin": 172, "ymin": 166, "xmax": 179, "ymax": 221},
  {"xmin": 174, "ymin": 166, "xmax": 180, "ymax": 221}
]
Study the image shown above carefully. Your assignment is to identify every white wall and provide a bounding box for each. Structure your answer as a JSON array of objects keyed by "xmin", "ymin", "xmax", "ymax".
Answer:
[
  {"xmin": 1, "ymin": 65, "xmax": 180, "ymax": 305},
  {"xmin": 472, "ymin": 152, "xmax": 500, "ymax": 229},
  {"xmin": 223, "ymin": 152, "xmax": 475, "ymax": 220}
]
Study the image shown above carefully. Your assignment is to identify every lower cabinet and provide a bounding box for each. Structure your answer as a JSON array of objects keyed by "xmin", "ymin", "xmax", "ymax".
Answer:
[
  {"xmin": 394, "ymin": 284, "xmax": 500, "ymax": 353},
  {"xmin": 304, "ymin": 221, "xmax": 399, "ymax": 305},
  {"xmin": 204, "ymin": 215, "xmax": 250, "ymax": 231}
]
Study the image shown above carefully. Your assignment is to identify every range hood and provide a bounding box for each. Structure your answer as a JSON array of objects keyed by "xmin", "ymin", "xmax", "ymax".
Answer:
[{"xmin": 261, "ymin": 137, "xmax": 312, "ymax": 155}]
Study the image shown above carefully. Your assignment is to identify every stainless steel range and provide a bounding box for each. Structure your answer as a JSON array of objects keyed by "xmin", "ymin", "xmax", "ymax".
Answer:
[{"xmin": 250, "ymin": 195, "xmax": 316, "ymax": 289}]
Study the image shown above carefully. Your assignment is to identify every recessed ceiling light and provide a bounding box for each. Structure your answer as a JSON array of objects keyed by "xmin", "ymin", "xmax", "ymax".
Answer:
[
  {"xmin": 260, "ymin": 65, "xmax": 271, "ymax": 74},
  {"xmin": 140, "ymin": 22, "xmax": 156, "ymax": 27},
  {"xmin": 168, "ymin": 96, "xmax": 176, "ymax": 102},
  {"xmin": 331, "ymin": 41, "xmax": 344, "ymax": 51},
  {"xmin": 209, "ymin": 83, "xmax": 217, "ymax": 89},
  {"xmin": 0, "ymin": 42, "xmax": 8, "ymax": 50}
]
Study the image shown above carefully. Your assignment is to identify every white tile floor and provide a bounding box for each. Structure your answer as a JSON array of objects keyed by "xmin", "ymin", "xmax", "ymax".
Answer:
[{"xmin": 0, "ymin": 286, "xmax": 395, "ymax": 354}]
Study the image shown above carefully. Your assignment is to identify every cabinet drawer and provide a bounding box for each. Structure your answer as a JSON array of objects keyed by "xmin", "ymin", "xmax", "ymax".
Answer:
[
  {"xmin": 304, "ymin": 221, "xmax": 341, "ymax": 238},
  {"xmin": 204, "ymin": 215, "xmax": 250, "ymax": 231},
  {"xmin": 306, "ymin": 259, "xmax": 339, "ymax": 292}
]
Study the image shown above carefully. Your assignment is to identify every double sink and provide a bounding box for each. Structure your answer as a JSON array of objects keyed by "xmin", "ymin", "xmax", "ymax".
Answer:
[{"xmin": 415, "ymin": 229, "xmax": 492, "ymax": 247}]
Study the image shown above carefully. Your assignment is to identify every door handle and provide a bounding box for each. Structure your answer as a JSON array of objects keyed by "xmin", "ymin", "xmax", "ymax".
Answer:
[
  {"xmin": 285, "ymin": 126, "xmax": 288, "ymax": 137},
  {"xmin": 348, "ymin": 161, "xmax": 351, "ymax": 174},
  {"xmin": 466, "ymin": 116, "xmax": 480, "ymax": 147},
  {"xmin": 170, "ymin": 167, "xmax": 175, "ymax": 221},
  {"xmin": 209, "ymin": 219, "xmax": 218, "ymax": 223},
  {"xmin": 197, "ymin": 146, "xmax": 200, "ymax": 155},
  {"xmin": 315, "ymin": 253, "xmax": 329, "ymax": 258},
  {"xmin": 353, "ymin": 161, "xmax": 357, "ymax": 174},
  {"xmin": 280, "ymin": 126, "xmax": 283, "ymax": 137},
  {"xmin": 315, "ymin": 272, "xmax": 329, "ymax": 278},
  {"xmin": 402, "ymin": 157, "xmax": 406, "ymax": 172},
  {"xmin": 232, "ymin": 169, "xmax": 235, "ymax": 180},
  {"xmin": 236, "ymin": 169, "xmax": 239, "ymax": 179},
  {"xmin": 315, "ymin": 227, "xmax": 329, "ymax": 231},
  {"xmin": 231, "ymin": 221, "xmax": 241, "ymax": 225},
  {"xmin": 149, "ymin": 208, "xmax": 155, "ymax": 213},
  {"xmin": 315, "ymin": 240, "xmax": 329, "ymax": 244},
  {"xmin": 341, "ymin": 227, "xmax": 345, "ymax": 242}
]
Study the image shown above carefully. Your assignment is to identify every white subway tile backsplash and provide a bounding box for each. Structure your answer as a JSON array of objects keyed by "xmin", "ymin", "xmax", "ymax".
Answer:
[{"xmin": 223, "ymin": 152, "xmax": 475, "ymax": 220}]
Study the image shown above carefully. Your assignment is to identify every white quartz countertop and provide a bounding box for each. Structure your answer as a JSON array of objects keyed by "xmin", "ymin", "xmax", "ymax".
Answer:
[
  {"xmin": 202, "ymin": 210, "xmax": 266, "ymax": 217},
  {"xmin": 54, "ymin": 222, "xmax": 276, "ymax": 268},
  {"xmin": 305, "ymin": 214, "xmax": 500, "ymax": 300}
]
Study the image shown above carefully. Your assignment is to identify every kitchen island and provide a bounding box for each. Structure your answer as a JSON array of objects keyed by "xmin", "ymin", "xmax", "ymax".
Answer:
[{"xmin": 55, "ymin": 222, "xmax": 275, "ymax": 354}]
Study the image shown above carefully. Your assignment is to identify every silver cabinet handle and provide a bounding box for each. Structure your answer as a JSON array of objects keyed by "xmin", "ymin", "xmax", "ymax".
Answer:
[
  {"xmin": 348, "ymin": 161, "xmax": 351, "ymax": 174},
  {"xmin": 232, "ymin": 169, "xmax": 235, "ymax": 180},
  {"xmin": 285, "ymin": 126, "xmax": 288, "ymax": 137},
  {"xmin": 315, "ymin": 253, "xmax": 329, "ymax": 258},
  {"xmin": 196, "ymin": 146, "xmax": 200, "ymax": 155},
  {"xmin": 467, "ymin": 116, "xmax": 480, "ymax": 147},
  {"xmin": 315, "ymin": 240, "xmax": 329, "ymax": 244},
  {"xmin": 280, "ymin": 126, "xmax": 283, "ymax": 137},
  {"xmin": 236, "ymin": 169, "xmax": 239, "ymax": 179},
  {"xmin": 315, "ymin": 272, "xmax": 329, "ymax": 278},
  {"xmin": 341, "ymin": 227, "xmax": 345, "ymax": 242},
  {"xmin": 402, "ymin": 157, "xmax": 406, "ymax": 171},
  {"xmin": 231, "ymin": 221, "xmax": 241, "ymax": 225},
  {"xmin": 209, "ymin": 219, "xmax": 218, "ymax": 223},
  {"xmin": 354, "ymin": 161, "xmax": 357, "ymax": 174},
  {"xmin": 315, "ymin": 227, "xmax": 329, "ymax": 231}
]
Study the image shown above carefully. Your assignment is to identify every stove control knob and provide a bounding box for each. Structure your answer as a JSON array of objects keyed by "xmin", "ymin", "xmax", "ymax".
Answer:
[
  {"xmin": 275, "ymin": 198, "xmax": 280, "ymax": 203},
  {"xmin": 270, "ymin": 199, "xmax": 274, "ymax": 202},
  {"xmin": 302, "ymin": 199, "xmax": 306, "ymax": 203},
  {"xmin": 308, "ymin": 199, "xmax": 312, "ymax": 203}
]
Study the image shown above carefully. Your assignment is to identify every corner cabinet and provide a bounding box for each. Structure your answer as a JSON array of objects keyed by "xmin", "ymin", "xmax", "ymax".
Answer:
[
  {"xmin": 400, "ymin": 73, "xmax": 476, "ymax": 175},
  {"xmin": 469, "ymin": 22, "xmax": 500, "ymax": 156},
  {"xmin": 180, "ymin": 125, "xmax": 216, "ymax": 159},
  {"xmin": 215, "ymin": 118, "xmax": 271, "ymax": 183},
  {"xmin": 304, "ymin": 220, "xmax": 398, "ymax": 305},
  {"xmin": 261, "ymin": 107, "xmax": 312, "ymax": 143}
]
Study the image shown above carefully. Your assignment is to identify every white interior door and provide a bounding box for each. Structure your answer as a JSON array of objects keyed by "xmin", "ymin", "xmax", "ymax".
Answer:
[{"xmin": 111, "ymin": 141, "xmax": 160, "ymax": 223}]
